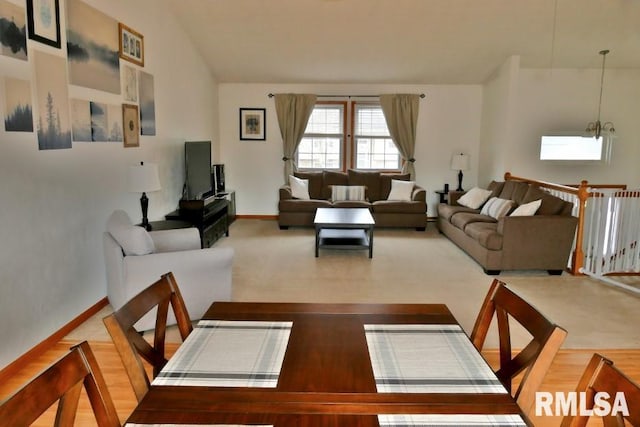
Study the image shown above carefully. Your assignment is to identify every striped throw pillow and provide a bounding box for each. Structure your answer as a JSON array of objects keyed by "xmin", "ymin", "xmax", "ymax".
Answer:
[
  {"xmin": 480, "ymin": 197, "xmax": 514, "ymax": 219},
  {"xmin": 331, "ymin": 185, "xmax": 367, "ymax": 201}
]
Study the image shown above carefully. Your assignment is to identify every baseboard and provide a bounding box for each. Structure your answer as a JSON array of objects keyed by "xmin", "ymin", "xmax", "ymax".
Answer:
[
  {"xmin": 0, "ymin": 297, "xmax": 109, "ymax": 384},
  {"xmin": 236, "ymin": 214, "xmax": 278, "ymax": 220}
]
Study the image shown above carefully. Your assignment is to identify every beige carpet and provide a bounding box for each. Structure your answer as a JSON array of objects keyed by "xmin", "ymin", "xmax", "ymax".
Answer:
[{"xmin": 68, "ymin": 219, "xmax": 640, "ymax": 349}]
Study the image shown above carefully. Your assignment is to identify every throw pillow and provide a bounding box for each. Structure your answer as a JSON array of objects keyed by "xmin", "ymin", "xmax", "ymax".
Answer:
[
  {"xmin": 510, "ymin": 199, "xmax": 542, "ymax": 216},
  {"xmin": 106, "ymin": 210, "xmax": 155, "ymax": 256},
  {"xmin": 289, "ymin": 175, "xmax": 310, "ymax": 200},
  {"xmin": 387, "ymin": 179, "xmax": 415, "ymax": 201},
  {"xmin": 480, "ymin": 197, "xmax": 515, "ymax": 219},
  {"xmin": 457, "ymin": 187, "xmax": 493, "ymax": 209},
  {"xmin": 331, "ymin": 185, "xmax": 367, "ymax": 201}
]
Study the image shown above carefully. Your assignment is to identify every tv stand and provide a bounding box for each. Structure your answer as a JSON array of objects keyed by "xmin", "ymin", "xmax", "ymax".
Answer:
[{"xmin": 166, "ymin": 197, "xmax": 228, "ymax": 248}]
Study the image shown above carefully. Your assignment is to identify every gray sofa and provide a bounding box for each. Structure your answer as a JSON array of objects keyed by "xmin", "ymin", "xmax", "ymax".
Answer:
[
  {"xmin": 278, "ymin": 169, "xmax": 427, "ymax": 230},
  {"xmin": 437, "ymin": 180, "xmax": 578, "ymax": 275}
]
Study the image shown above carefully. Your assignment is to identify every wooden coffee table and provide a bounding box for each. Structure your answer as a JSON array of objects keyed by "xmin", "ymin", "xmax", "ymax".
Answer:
[{"xmin": 314, "ymin": 208, "xmax": 375, "ymax": 258}]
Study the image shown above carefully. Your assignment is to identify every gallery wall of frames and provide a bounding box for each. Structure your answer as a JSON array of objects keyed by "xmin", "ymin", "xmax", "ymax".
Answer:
[{"xmin": 0, "ymin": 0, "xmax": 155, "ymax": 150}]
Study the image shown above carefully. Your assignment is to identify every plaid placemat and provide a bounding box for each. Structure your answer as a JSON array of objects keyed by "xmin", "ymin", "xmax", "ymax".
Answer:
[
  {"xmin": 378, "ymin": 414, "xmax": 527, "ymax": 426},
  {"xmin": 365, "ymin": 324, "xmax": 507, "ymax": 393},
  {"xmin": 152, "ymin": 320, "xmax": 292, "ymax": 388}
]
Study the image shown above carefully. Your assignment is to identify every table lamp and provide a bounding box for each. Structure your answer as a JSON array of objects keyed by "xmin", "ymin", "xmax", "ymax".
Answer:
[
  {"xmin": 128, "ymin": 161, "xmax": 161, "ymax": 230},
  {"xmin": 450, "ymin": 153, "xmax": 469, "ymax": 191}
]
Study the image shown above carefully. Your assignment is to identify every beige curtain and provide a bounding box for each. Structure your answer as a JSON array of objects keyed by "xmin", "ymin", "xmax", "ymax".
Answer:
[
  {"xmin": 274, "ymin": 93, "xmax": 317, "ymax": 183},
  {"xmin": 379, "ymin": 94, "xmax": 420, "ymax": 179}
]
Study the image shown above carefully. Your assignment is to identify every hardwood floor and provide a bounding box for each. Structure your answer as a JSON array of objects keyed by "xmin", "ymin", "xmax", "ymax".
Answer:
[{"xmin": 0, "ymin": 339, "xmax": 638, "ymax": 426}]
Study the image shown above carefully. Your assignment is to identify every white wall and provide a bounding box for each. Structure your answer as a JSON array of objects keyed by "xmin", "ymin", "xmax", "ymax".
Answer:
[
  {"xmin": 218, "ymin": 83, "xmax": 483, "ymax": 217},
  {"xmin": 0, "ymin": 0, "xmax": 217, "ymax": 369}
]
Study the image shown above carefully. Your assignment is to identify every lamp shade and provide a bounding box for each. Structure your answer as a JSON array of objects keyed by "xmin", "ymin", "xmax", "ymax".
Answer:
[
  {"xmin": 450, "ymin": 153, "xmax": 470, "ymax": 171},
  {"xmin": 128, "ymin": 162, "xmax": 161, "ymax": 193}
]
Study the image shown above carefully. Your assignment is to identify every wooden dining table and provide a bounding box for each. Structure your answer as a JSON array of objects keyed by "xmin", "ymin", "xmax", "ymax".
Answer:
[{"xmin": 125, "ymin": 302, "xmax": 531, "ymax": 426}]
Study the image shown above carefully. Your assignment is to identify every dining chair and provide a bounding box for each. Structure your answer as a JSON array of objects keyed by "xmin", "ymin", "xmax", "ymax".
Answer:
[
  {"xmin": 0, "ymin": 341, "xmax": 120, "ymax": 427},
  {"xmin": 103, "ymin": 271, "xmax": 193, "ymax": 402},
  {"xmin": 470, "ymin": 278, "xmax": 568, "ymax": 414},
  {"xmin": 561, "ymin": 353, "xmax": 640, "ymax": 427}
]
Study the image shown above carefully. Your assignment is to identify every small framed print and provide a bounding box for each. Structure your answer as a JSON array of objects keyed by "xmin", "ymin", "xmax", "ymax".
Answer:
[
  {"xmin": 26, "ymin": 0, "xmax": 61, "ymax": 48},
  {"xmin": 239, "ymin": 108, "xmax": 266, "ymax": 141},
  {"xmin": 118, "ymin": 23, "xmax": 144, "ymax": 67},
  {"xmin": 122, "ymin": 104, "xmax": 139, "ymax": 147}
]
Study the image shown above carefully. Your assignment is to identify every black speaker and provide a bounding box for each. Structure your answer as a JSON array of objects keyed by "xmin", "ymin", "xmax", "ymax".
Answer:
[{"xmin": 212, "ymin": 164, "xmax": 225, "ymax": 194}]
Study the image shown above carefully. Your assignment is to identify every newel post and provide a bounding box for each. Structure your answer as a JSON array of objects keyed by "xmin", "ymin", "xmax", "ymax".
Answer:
[{"xmin": 571, "ymin": 180, "xmax": 589, "ymax": 275}]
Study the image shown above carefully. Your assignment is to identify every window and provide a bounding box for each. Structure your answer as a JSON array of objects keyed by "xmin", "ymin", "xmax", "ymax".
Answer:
[
  {"xmin": 296, "ymin": 101, "xmax": 401, "ymax": 171},
  {"xmin": 352, "ymin": 103, "xmax": 400, "ymax": 170},
  {"xmin": 297, "ymin": 103, "xmax": 345, "ymax": 170},
  {"xmin": 540, "ymin": 134, "xmax": 612, "ymax": 162}
]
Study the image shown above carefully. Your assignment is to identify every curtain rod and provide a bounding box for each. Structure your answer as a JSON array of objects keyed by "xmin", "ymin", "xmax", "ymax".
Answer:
[{"xmin": 267, "ymin": 93, "xmax": 425, "ymax": 99}]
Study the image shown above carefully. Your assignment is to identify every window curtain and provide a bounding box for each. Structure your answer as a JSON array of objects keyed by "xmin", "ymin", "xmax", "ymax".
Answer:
[
  {"xmin": 379, "ymin": 94, "xmax": 420, "ymax": 179},
  {"xmin": 274, "ymin": 93, "xmax": 317, "ymax": 183}
]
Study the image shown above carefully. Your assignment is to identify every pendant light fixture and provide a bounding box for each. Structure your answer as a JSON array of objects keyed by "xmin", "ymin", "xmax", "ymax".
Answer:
[{"xmin": 585, "ymin": 49, "xmax": 615, "ymax": 139}]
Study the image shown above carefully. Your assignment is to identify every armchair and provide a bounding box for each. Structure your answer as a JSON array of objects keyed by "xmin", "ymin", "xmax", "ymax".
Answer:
[{"xmin": 103, "ymin": 210, "xmax": 233, "ymax": 331}]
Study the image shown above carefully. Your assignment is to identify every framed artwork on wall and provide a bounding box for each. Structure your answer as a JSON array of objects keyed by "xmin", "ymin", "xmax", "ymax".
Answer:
[
  {"xmin": 118, "ymin": 23, "xmax": 144, "ymax": 67},
  {"xmin": 122, "ymin": 103, "xmax": 139, "ymax": 147},
  {"xmin": 239, "ymin": 108, "xmax": 266, "ymax": 141},
  {"xmin": 26, "ymin": 0, "xmax": 61, "ymax": 49}
]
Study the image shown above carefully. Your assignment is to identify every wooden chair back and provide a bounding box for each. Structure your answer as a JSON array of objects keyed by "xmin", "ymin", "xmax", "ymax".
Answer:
[
  {"xmin": 561, "ymin": 353, "xmax": 640, "ymax": 427},
  {"xmin": 103, "ymin": 272, "xmax": 193, "ymax": 402},
  {"xmin": 470, "ymin": 279, "xmax": 567, "ymax": 414},
  {"xmin": 0, "ymin": 341, "xmax": 120, "ymax": 427}
]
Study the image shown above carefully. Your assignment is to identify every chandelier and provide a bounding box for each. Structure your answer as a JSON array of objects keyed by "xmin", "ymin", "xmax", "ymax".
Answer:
[{"xmin": 585, "ymin": 49, "xmax": 615, "ymax": 139}]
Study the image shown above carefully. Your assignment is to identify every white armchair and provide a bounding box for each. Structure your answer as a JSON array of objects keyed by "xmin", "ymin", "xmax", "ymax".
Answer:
[{"xmin": 103, "ymin": 210, "xmax": 233, "ymax": 330}]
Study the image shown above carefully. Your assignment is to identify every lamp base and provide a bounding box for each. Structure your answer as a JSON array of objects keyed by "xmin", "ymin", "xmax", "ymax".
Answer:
[
  {"xmin": 140, "ymin": 192, "xmax": 152, "ymax": 231},
  {"xmin": 456, "ymin": 170, "xmax": 464, "ymax": 192}
]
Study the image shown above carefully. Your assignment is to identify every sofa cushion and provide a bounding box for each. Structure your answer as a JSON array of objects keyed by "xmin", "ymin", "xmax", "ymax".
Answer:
[
  {"xmin": 450, "ymin": 212, "xmax": 497, "ymax": 231},
  {"xmin": 498, "ymin": 181, "xmax": 530, "ymax": 205},
  {"xmin": 348, "ymin": 170, "xmax": 381, "ymax": 201},
  {"xmin": 387, "ymin": 179, "xmax": 415, "ymax": 201},
  {"xmin": 294, "ymin": 171, "xmax": 323, "ymax": 199},
  {"xmin": 106, "ymin": 210, "xmax": 155, "ymax": 256},
  {"xmin": 488, "ymin": 180, "xmax": 505, "ymax": 198},
  {"xmin": 510, "ymin": 199, "xmax": 542, "ymax": 216},
  {"xmin": 457, "ymin": 187, "xmax": 493, "ymax": 209},
  {"xmin": 278, "ymin": 199, "xmax": 332, "ymax": 212},
  {"xmin": 464, "ymin": 222, "xmax": 503, "ymax": 250},
  {"xmin": 372, "ymin": 200, "xmax": 426, "ymax": 214},
  {"xmin": 521, "ymin": 185, "xmax": 567, "ymax": 215},
  {"xmin": 437, "ymin": 203, "xmax": 478, "ymax": 221},
  {"xmin": 331, "ymin": 185, "xmax": 367, "ymax": 201},
  {"xmin": 322, "ymin": 170, "xmax": 348, "ymax": 199},
  {"xmin": 480, "ymin": 197, "xmax": 514, "ymax": 219},
  {"xmin": 289, "ymin": 175, "xmax": 310, "ymax": 200},
  {"xmin": 380, "ymin": 173, "xmax": 410, "ymax": 200},
  {"xmin": 333, "ymin": 200, "xmax": 372, "ymax": 208}
]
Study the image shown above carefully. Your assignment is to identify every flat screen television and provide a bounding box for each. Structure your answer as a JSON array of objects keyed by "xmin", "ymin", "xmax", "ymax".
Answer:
[{"xmin": 185, "ymin": 141, "xmax": 212, "ymax": 200}]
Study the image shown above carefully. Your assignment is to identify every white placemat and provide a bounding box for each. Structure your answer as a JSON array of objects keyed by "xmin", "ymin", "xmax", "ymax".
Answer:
[
  {"xmin": 365, "ymin": 324, "xmax": 507, "ymax": 393},
  {"xmin": 152, "ymin": 320, "xmax": 292, "ymax": 388},
  {"xmin": 378, "ymin": 414, "xmax": 527, "ymax": 426}
]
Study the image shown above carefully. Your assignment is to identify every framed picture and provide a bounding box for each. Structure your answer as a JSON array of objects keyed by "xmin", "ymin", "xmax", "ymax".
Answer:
[
  {"xmin": 26, "ymin": 0, "xmax": 61, "ymax": 48},
  {"xmin": 118, "ymin": 23, "xmax": 144, "ymax": 66},
  {"xmin": 122, "ymin": 103, "xmax": 139, "ymax": 147},
  {"xmin": 239, "ymin": 108, "xmax": 266, "ymax": 141}
]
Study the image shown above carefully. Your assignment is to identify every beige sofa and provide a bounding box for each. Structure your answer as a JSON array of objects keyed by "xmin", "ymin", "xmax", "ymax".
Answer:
[
  {"xmin": 437, "ymin": 180, "xmax": 578, "ymax": 275},
  {"xmin": 278, "ymin": 169, "xmax": 427, "ymax": 230}
]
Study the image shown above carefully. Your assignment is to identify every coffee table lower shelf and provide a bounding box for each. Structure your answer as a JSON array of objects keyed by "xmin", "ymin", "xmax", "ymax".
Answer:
[{"xmin": 316, "ymin": 228, "xmax": 372, "ymax": 258}]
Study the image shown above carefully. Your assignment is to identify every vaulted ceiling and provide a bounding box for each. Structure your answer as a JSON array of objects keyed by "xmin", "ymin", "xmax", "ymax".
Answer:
[{"xmin": 164, "ymin": 0, "xmax": 640, "ymax": 84}]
